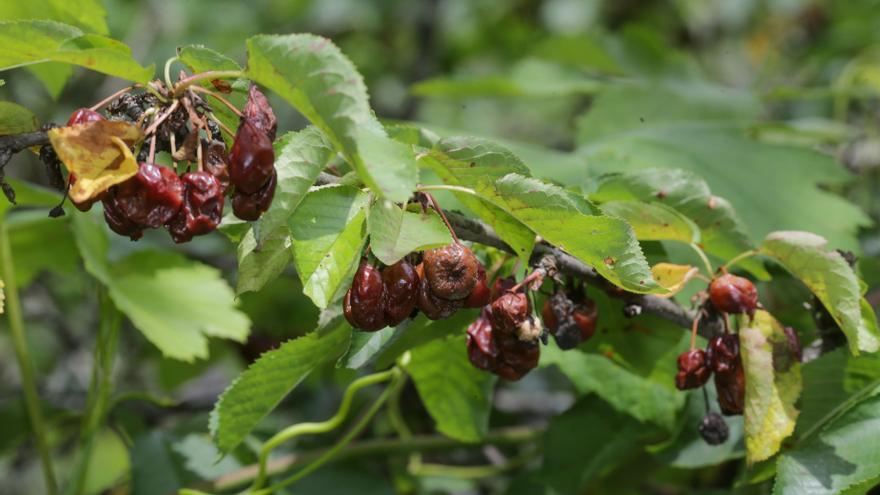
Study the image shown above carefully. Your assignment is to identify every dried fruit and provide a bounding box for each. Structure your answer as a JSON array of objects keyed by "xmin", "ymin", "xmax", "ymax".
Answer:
[
  {"xmin": 202, "ymin": 139, "xmax": 230, "ymax": 193},
  {"xmin": 699, "ymin": 412, "xmax": 729, "ymax": 445},
  {"xmin": 423, "ymin": 243, "xmax": 479, "ymax": 300},
  {"xmin": 489, "ymin": 292, "xmax": 529, "ymax": 337},
  {"xmin": 102, "ymin": 195, "xmax": 143, "ymax": 240},
  {"xmin": 382, "ymin": 259, "xmax": 420, "ymax": 327},
  {"xmin": 112, "ymin": 163, "xmax": 183, "ymax": 228},
  {"xmin": 228, "ymin": 120, "xmax": 275, "ymax": 194},
  {"xmin": 463, "ymin": 263, "xmax": 491, "ymax": 308},
  {"xmin": 675, "ymin": 349, "xmax": 711, "ymax": 390},
  {"xmin": 708, "ymin": 334, "xmax": 741, "ymax": 374},
  {"xmin": 343, "ymin": 260, "xmax": 387, "ymax": 331},
  {"xmin": 243, "ymin": 85, "xmax": 278, "ymax": 141},
  {"xmin": 167, "ymin": 172, "xmax": 224, "ymax": 243},
  {"xmin": 542, "ymin": 291, "xmax": 598, "ymax": 350},
  {"xmin": 415, "ymin": 263, "xmax": 462, "ymax": 320},
  {"xmin": 708, "ymin": 334, "xmax": 745, "ymax": 415},
  {"xmin": 231, "ymin": 169, "xmax": 277, "ymax": 221},
  {"xmin": 709, "ymin": 273, "xmax": 758, "ymax": 317},
  {"xmin": 466, "ymin": 307, "xmax": 499, "ymax": 371},
  {"xmin": 494, "ymin": 337, "xmax": 540, "ymax": 381}
]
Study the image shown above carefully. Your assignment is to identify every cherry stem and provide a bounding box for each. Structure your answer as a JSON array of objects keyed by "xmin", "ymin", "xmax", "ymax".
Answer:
[
  {"xmin": 142, "ymin": 99, "xmax": 180, "ymax": 137},
  {"xmin": 690, "ymin": 243, "xmax": 714, "ymax": 277},
  {"xmin": 206, "ymin": 112, "xmax": 235, "ymax": 138},
  {"xmin": 722, "ymin": 250, "xmax": 758, "ymax": 272},
  {"xmin": 89, "ymin": 85, "xmax": 135, "ymax": 112},
  {"xmin": 164, "ymin": 56, "xmax": 179, "ymax": 90},
  {"xmin": 723, "ymin": 312, "xmax": 731, "ymax": 334},
  {"xmin": 702, "ymin": 386, "xmax": 711, "ymax": 413},
  {"xmin": 148, "ymin": 135, "xmax": 157, "ymax": 164},
  {"xmin": 190, "ymin": 85, "xmax": 243, "ymax": 117},
  {"xmin": 170, "ymin": 133, "xmax": 178, "ymax": 169},
  {"xmin": 196, "ymin": 140, "xmax": 204, "ymax": 173},
  {"xmin": 510, "ymin": 269, "xmax": 544, "ymax": 294},
  {"xmin": 172, "ymin": 70, "xmax": 244, "ymax": 98},
  {"xmin": 690, "ymin": 309, "xmax": 703, "ymax": 350},
  {"xmin": 424, "ymin": 192, "xmax": 460, "ymax": 244}
]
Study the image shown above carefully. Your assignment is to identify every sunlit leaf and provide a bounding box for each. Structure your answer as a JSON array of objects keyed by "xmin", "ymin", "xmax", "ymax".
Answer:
[
  {"xmin": 651, "ymin": 263, "xmax": 699, "ymax": 297},
  {"xmin": 600, "ymin": 200, "xmax": 699, "ymax": 243},
  {"xmin": 367, "ymin": 200, "xmax": 452, "ymax": 265},
  {"xmin": 48, "ymin": 120, "xmax": 142, "ymax": 203},
  {"xmin": 0, "ymin": 101, "xmax": 38, "ymax": 135}
]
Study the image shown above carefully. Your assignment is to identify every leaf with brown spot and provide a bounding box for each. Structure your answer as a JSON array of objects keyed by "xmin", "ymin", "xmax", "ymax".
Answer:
[
  {"xmin": 48, "ymin": 120, "xmax": 142, "ymax": 203},
  {"xmin": 651, "ymin": 263, "xmax": 699, "ymax": 297}
]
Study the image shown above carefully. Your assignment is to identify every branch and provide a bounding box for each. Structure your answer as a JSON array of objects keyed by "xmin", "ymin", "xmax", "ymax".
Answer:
[{"xmin": 0, "ymin": 130, "xmax": 51, "ymax": 152}]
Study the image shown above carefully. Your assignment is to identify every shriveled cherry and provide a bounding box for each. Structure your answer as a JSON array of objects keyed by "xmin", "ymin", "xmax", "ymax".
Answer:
[
  {"xmin": 229, "ymin": 120, "xmax": 275, "ymax": 194},
  {"xmin": 113, "ymin": 163, "xmax": 184, "ymax": 228},
  {"xmin": 167, "ymin": 172, "xmax": 224, "ymax": 243},
  {"xmin": 423, "ymin": 243, "xmax": 479, "ymax": 300},
  {"xmin": 709, "ymin": 273, "xmax": 758, "ymax": 317},
  {"xmin": 203, "ymin": 140, "xmax": 230, "ymax": 193},
  {"xmin": 232, "ymin": 169, "xmax": 276, "ymax": 221},
  {"xmin": 463, "ymin": 262, "xmax": 491, "ymax": 308},
  {"xmin": 382, "ymin": 259, "xmax": 420, "ymax": 327},
  {"xmin": 675, "ymin": 349, "xmax": 711, "ymax": 390},
  {"xmin": 102, "ymin": 195, "xmax": 143, "ymax": 240},
  {"xmin": 415, "ymin": 263, "xmax": 462, "ymax": 320},
  {"xmin": 707, "ymin": 334, "xmax": 741, "ymax": 374},
  {"xmin": 708, "ymin": 334, "xmax": 745, "ymax": 415},
  {"xmin": 489, "ymin": 291, "xmax": 529, "ymax": 337},
  {"xmin": 466, "ymin": 307, "xmax": 498, "ymax": 371},
  {"xmin": 542, "ymin": 291, "xmax": 598, "ymax": 350},
  {"xmin": 699, "ymin": 412, "xmax": 729, "ymax": 445},
  {"xmin": 244, "ymin": 85, "xmax": 278, "ymax": 141},
  {"xmin": 343, "ymin": 260, "xmax": 387, "ymax": 331},
  {"xmin": 67, "ymin": 108, "xmax": 105, "ymax": 126}
]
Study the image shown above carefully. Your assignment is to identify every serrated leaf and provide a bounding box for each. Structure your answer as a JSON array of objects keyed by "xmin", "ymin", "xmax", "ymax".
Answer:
[
  {"xmin": 591, "ymin": 168, "xmax": 768, "ymax": 279},
  {"xmin": 740, "ymin": 310, "xmax": 802, "ymax": 463},
  {"xmin": 48, "ymin": 120, "xmax": 142, "ymax": 203},
  {"xmin": 0, "ymin": 101, "xmax": 38, "ymax": 134},
  {"xmin": 407, "ymin": 335, "xmax": 496, "ymax": 442},
  {"xmin": 651, "ymin": 263, "xmax": 699, "ymax": 297},
  {"xmin": 289, "ymin": 185, "xmax": 369, "ymax": 308},
  {"xmin": 236, "ymin": 128, "xmax": 334, "ymax": 295},
  {"xmin": 774, "ymin": 385, "xmax": 880, "ymax": 495},
  {"xmin": 107, "ymin": 251, "xmax": 250, "ymax": 362},
  {"xmin": 600, "ymin": 200, "xmax": 699, "ymax": 243},
  {"xmin": 210, "ymin": 321, "xmax": 351, "ymax": 453},
  {"xmin": 340, "ymin": 326, "xmax": 397, "ymax": 369},
  {"xmin": 245, "ymin": 34, "xmax": 416, "ymax": 201},
  {"xmin": 0, "ymin": 20, "xmax": 153, "ymax": 82},
  {"xmin": 760, "ymin": 231, "xmax": 879, "ymax": 354},
  {"xmin": 367, "ymin": 200, "xmax": 452, "ymax": 265}
]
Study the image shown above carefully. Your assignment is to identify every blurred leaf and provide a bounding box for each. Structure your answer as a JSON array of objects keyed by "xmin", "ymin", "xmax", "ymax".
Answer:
[
  {"xmin": 7, "ymin": 211, "xmax": 78, "ymax": 286},
  {"xmin": 130, "ymin": 432, "xmax": 190, "ymax": 495},
  {"xmin": 108, "ymin": 251, "xmax": 251, "ymax": 362},
  {"xmin": 373, "ymin": 311, "xmax": 477, "ymax": 369},
  {"xmin": 760, "ymin": 231, "xmax": 879, "ymax": 354},
  {"xmin": 289, "ymin": 185, "xmax": 369, "ymax": 308},
  {"xmin": 774, "ymin": 385, "xmax": 880, "ymax": 495},
  {"xmin": 367, "ymin": 200, "xmax": 452, "ymax": 265},
  {"xmin": 740, "ymin": 310, "xmax": 802, "ymax": 463},
  {"xmin": 47, "ymin": 120, "xmax": 142, "ymax": 203},
  {"xmin": 540, "ymin": 395, "xmax": 662, "ymax": 493},
  {"xmin": 69, "ymin": 209, "xmax": 110, "ymax": 284},
  {"xmin": 0, "ymin": 101, "xmax": 38, "ymax": 134},
  {"xmin": 0, "ymin": 0, "xmax": 108, "ymax": 34},
  {"xmin": 591, "ymin": 168, "xmax": 768, "ymax": 279},
  {"xmin": 651, "ymin": 263, "xmax": 699, "ymax": 297},
  {"xmin": 246, "ymin": 34, "xmax": 416, "ymax": 201},
  {"xmin": 236, "ymin": 128, "xmax": 333, "ymax": 295},
  {"xmin": 210, "ymin": 320, "xmax": 351, "ymax": 453},
  {"xmin": 407, "ymin": 335, "xmax": 496, "ymax": 442},
  {"xmin": 171, "ymin": 434, "xmax": 241, "ymax": 480},
  {"xmin": 26, "ymin": 62, "xmax": 72, "ymax": 99},
  {"xmin": 0, "ymin": 278, "xmax": 3, "ymax": 314},
  {"xmin": 177, "ymin": 44, "xmax": 240, "ymax": 72},
  {"xmin": 0, "ymin": 20, "xmax": 153, "ymax": 82},
  {"xmin": 600, "ymin": 200, "xmax": 699, "ymax": 243},
  {"xmin": 796, "ymin": 349, "xmax": 850, "ymax": 438}
]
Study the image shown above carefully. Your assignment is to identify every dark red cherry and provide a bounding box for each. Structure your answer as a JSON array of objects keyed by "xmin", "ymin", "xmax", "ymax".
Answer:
[
  {"xmin": 382, "ymin": 259, "xmax": 421, "ymax": 327},
  {"xmin": 708, "ymin": 334, "xmax": 741, "ymax": 374},
  {"xmin": 229, "ymin": 120, "xmax": 275, "ymax": 194},
  {"xmin": 243, "ymin": 85, "xmax": 278, "ymax": 141},
  {"xmin": 466, "ymin": 307, "xmax": 499, "ymax": 372},
  {"xmin": 344, "ymin": 260, "xmax": 387, "ymax": 331},
  {"xmin": 709, "ymin": 274, "xmax": 758, "ymax": 317},
  {"xmin": 102, "ymin": 195, "xmax": 143, "ymax": 241},
  {"xmin": 203, "ymin": 140, "xmax": 230, "ymax": 193},
  {"xmin": 415, "ymin": 263, "xmax": 462, "ymax": 320},
  {"xmin": 167, "ymin": 172, "xmax": 224, "ymax": 243},
  {"xmin": 489, "ymin": 292, "xmax": 529, "ymax": 337},
  {"xmin": 463, "ymin": 263, "xmax": 491, "ymax": 308},
  {"xmin": 67, "ymin": 108, "xmax": 104, "ymax": 126},
  {"xmin": 113, "ymin": 163, "xmax": 184, "ymax": 228},
  {"xmin": 232, "ymin": 169, "xmax": 277, "ymax": 221},
  {"xmin": 675, "ymin": 349, "xmax": 711, "ymax": 390}
]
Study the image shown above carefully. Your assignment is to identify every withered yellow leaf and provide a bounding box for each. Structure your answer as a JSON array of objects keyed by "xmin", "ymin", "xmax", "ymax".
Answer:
[
  {"xmin": 48, "ymin": 120, "xmax": 143, "ymax": 203},
  {"xmin": 651, "ymin": 263, "xmax": 699, "ymax": 297}
]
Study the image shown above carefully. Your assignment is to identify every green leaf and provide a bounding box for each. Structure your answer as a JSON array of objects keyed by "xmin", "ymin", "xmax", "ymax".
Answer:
[
  {"xmin": 107, "ymin": 251, "xmax": 251, "ymax": 362},
  {"xmin": 236, "ymin": 128, "xmax": 334, "ymax": 295},
  {"xmin": 339, "ymin": 326, "xmax": 397, "ymax": 369},
  {"xmin": 7, "ymin": 211, "xmax": 78, "ymax": 287},
  {"xmin": 740, "ymin": 310, "xmax": 802, "ymax": 463},
  {"xmin": 367, "ymin": 200, "xmax": 453, "ymax": 265},
  {"xmin": 774, "ymin": 385, "xmax": 880, "ymax": 495},
  {"xmin": 373, "ymin": 311, "xmax": 477, "ymax": 369},
  {"xmin": 599, "ymin": 200, "xmax": 699, "ymax": 243},
  {"xmin": 289, "ymin": 185, "xmax": 369, "ymax": 309},
  {"xmin": 245, "ymin": 34, "xmax": 416, "ymax": 201},
  {"xmin": 406, "ymin": 335, "xmax": 496, "ymax": 442},
  {"xmin": 540, "ymin": 396, "xmax": 663, "ymax": 493},
  {"xmin": 0, "ymin": 20, "xmax": 153, "ymax": 83},
  {"xmin": 760, "ymin": 231, "xmax": 879, "ymax": 354},
  {"xmin": 0, "ymin": 101, "xmax": 38, "ymax": 134},
  {"xmin": 177, "ymin": 44, "xmax": 241, "ymax": 72},
  {"xmin": 69, "ymin": 209, "xmax": 111, "ymax": 285},
  {"xmin": 210, "ymin": 321, "xmax": 351, "ymax": 453},
  {"xmin": 591, "ymin": 168, "xmax": 768, "ymax": 279},
  {"xmin": 0, "ymin": 0, "xmax": 109, "ymax": 35}
]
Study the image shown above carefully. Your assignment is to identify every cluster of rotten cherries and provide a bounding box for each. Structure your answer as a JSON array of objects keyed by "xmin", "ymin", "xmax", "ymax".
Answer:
[
  {"xmin": 48, "ymin": 84, "xmax": 278, "ymax": 243},
  {"xmin": 344, "ymin": 230, "xmax": 599, "ymax": 381}
]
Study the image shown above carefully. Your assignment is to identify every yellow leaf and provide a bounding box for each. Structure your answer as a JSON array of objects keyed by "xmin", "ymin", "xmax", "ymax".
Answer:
[
  {"xmin": 48, "ymin": 120, "xmax": 143, "ymax": 203},
  {"xmin": 651, "ymin": 263, "xmax": 699, "ymax": 297}
]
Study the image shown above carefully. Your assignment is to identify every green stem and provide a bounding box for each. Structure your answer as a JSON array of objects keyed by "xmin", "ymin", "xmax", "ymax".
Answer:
[
  {"xmin": 689, "ymin": 243, "xmax": 714, "ymax": 277},
  {"xmin": 412, "ymin": 449, "xmax": 539, "ymax": 479},
  {"xmin": 164, "ymin": 56, "xmax": 179, "ymax": 90},
  {"xmin": 416, "ymin": 184, "xmax": 478, "ymax": 196},
  {"xmin": 0, "ymin": 223, "xmax": 58, "ymax": 494},
  {"xmin": 254, "ymin": 369, "xmax": 406, "ymax": 495},
  {"xmin": 172, "ymin": 70, "xmax": 244, "ymax": 97},
  {"xmin": 249, "ymin": 368, "xmax": 398, "ymax": 491},
  {"xmin": 722, "ymin": 249, "xmax": 759, "ymax": 273},
  {"xmin": 67, "ymin": 291, "xmax": 121, "ymax": 495}
]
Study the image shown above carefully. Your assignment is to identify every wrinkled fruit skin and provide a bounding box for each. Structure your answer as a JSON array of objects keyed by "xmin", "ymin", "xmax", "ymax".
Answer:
[
  {"xmin": 67, "ymin": 108, "xmax": 105, "ymax": 126},
  {"xmin": 463, "ymin": 263, "xmax": 491, "ymax": 308},
  {"xmin": 699, "ymin": 412, "xmax": 730, "ymax": 445},
  {"xmin": 542, "ymin": 292, "xmax": 598, "ymax": 350},
  {"xmin": 466, "ymin": 306, "xmax": 539, "ymax": 380},
  {"xmin": 382, "ymin": 259, "xmax": 420, "ymax": 327},
  {"xmin": 229, "ymin": 120, "xmax": 276, "ymax": 195},
  {"xmin": 675, "ymin": 349, "xmax": 711, "ymax": 390},
  {"xmin": 415, "ymin": 263, "xmax": 462, "ymax": 320},
  {"xmin": 232, "ymin": 170, "xmax": 276, "ymax": 221},
  {"xmin": 709, "ymin": 274, "xmax": 758, "ymax": 317},
  {"xmin": 167, "ymin": 172, "xmax": 224, "ymax": 243},
  {"xmin": 495, "ymin": 337, "xmax": 540, "ymax": 381},
  {"xmin": 102, "ymin": 196, "xmax": 143, "ymax": 240},
  {"xmin": 708, "ymin": 334, "xmax": 746, "ymax": 415},
  {"xmin": 466, "ymin": 307, "xmax": 499, "ymax": 371},
  {"xmin": 244, "ymin": 85, "xmax": 278, "ymax": 141},
  {"xmin": 423, "ymin": 243, "xmax": 479, "ymax": 300},
  {"xmin": 344, "ymin": 261, "xmax": 387, "ymax": 331},
  {"xmin": 113, "ymin": 163, "xmax": 184, "ymax": 228},
  {"xmin": 203, "ymin": 140, "xmax": 230, "ymax": 193},
  {"xmin": 489, "ymin": 292, "xmax": 530, "ymax": 338}
]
